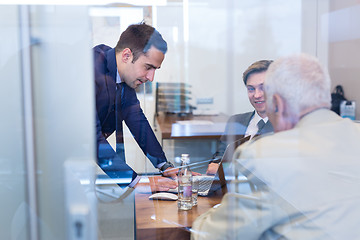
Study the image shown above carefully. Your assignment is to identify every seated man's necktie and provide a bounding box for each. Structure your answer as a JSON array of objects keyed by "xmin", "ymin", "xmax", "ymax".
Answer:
[{"xmin": 256, "ymin": 119, "xmax": 265, "ymax": 134}]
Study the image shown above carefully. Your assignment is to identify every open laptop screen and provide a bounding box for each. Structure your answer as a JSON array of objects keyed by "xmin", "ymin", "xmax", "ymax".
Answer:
[{"xmin": 207, "ymin": 135, "xmax": 251, "ymax": 196}]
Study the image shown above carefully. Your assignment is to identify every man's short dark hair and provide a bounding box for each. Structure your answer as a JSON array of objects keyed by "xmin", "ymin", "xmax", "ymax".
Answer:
[
  {"xmin": 243, "ymin": 60, "xmax": 273, "ymax": 85},
  {"xmin": 115, "ymin": 22, "xmax": 167, "ymax": 63}
]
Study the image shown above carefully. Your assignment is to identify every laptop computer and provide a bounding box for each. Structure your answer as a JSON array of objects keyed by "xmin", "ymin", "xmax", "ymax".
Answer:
[{"xmin": 169, "ymin": 135, "xmax": 251, "ymax": 196}]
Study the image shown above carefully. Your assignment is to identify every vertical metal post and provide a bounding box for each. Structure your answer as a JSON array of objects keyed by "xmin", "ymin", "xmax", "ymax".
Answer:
[
  {"xmin": 19, "ymin": 5, "xmax": 39, "ymax": 240},
  {"xmin": 226, "ymin": 1, "xmax": 236, "ymax": 239}
]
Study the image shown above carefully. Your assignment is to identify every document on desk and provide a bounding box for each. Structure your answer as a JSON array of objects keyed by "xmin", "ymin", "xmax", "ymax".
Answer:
[{"xmin": 171, "ymin": 120, "xmax": 226, "ymax": 138}]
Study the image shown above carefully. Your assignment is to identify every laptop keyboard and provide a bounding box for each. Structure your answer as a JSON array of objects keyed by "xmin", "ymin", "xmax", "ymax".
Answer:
[{"xmin": 197, "ymin": 175, "xmax": 215, "ymax": 193}]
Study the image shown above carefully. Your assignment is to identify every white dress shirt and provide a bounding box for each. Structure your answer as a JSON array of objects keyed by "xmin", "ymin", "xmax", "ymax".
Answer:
[{"xmin": 245, "ymin": 111, "xmax": 268, "ymax": 138}]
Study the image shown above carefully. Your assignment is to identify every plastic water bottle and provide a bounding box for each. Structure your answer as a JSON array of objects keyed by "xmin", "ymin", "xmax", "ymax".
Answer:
[{"xmin": 177, "ymin": 154, "xmax": 193, "ymax": 210}]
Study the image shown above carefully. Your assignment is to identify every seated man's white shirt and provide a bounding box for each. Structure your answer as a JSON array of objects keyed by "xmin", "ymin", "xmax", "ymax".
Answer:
[
  {"xmin": 245, "ymin": 111, "xmax": 268, "ymax": 138},
  {"xmin": 191, "ymin": 109, "xmax": 360, "ymax": 240}
]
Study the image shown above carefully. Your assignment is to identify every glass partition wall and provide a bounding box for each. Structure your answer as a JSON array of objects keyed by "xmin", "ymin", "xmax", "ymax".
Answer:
[
  {"xmin": 0, "ymin": 6, "xmax": 29, "ymax": 239},
  {"xmin": 0, "ymin": 5, "xmax": 97, "ymax": 240},
  {"xmin": 1, "ymin": 0, "xmax": 359, "ymax": 239}
]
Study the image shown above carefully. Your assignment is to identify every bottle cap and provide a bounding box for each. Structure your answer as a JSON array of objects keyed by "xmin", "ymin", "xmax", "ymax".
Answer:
[{"xmin": 181, "ymin": 154, "xmax": 190, "ymax": 164}]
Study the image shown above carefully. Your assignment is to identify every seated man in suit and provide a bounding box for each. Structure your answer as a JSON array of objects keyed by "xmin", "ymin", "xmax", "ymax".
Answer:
[
  {"xmin": 94, "ymin": 23, "xmax": 177, "ymax": 188},
  {"xmin": 192, "ymin": 53, "xmax": 360, "ymax": 239},
  {"xmin": 207, "ymin": 60, "xmax": 274, "ymax": 174}
]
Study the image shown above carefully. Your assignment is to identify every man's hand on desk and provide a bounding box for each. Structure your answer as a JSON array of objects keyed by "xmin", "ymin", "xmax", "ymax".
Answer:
[
  {"xmin": 150, "ymin": 175, "xmax": 178, "ymax": 192},
  {"xmin": 162, "ymin": 167, "xmax": 202, "ymax": 179},
  {"xmin": 161, "ymin": 167, "xmax": 179, "ymax": 179},
  {"xmin": 206, "ymin": 163, "xmax": 219, "ymax": 175}
]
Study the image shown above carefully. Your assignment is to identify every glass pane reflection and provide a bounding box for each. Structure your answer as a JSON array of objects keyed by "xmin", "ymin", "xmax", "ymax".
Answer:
[{"xmin": 2, "ymin": 0, "xmax": 360, "ymax": 239}]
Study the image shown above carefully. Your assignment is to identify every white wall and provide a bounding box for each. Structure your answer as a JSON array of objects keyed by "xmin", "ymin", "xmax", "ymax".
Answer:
[{"xmin": 156, "ymin": 0, "xmax": 303, "ymax": 117}]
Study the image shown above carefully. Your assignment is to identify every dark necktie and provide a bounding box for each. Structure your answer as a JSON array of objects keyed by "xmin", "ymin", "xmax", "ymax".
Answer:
[
  {"xmin": 115, "ymin": 83, "xmax": 125, "ymax": 153},
  {"xmin": 256, "ymin": 119, "xmax": 265, "ymax": 135},
  {"xmin": 108, "ymin": 82, "xmax": 136, "ymax": 182}
]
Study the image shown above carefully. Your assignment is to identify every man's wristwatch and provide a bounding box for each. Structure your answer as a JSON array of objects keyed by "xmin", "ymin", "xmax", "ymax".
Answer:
[{"xmin": 159, "ymin": 162, "xmax": 174, "ymax": 173}]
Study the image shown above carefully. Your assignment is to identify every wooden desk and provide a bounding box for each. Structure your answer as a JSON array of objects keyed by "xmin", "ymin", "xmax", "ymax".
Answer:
[
  {"xmin": 155, "ymin": 113, "xmax": 228, "ymax": 139},
  {"xmin": 135, "ymin": 178, "xmax": 224, "ymax": 240}
]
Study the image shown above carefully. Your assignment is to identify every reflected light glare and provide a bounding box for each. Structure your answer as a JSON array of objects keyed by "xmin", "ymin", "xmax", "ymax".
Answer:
[
  {"xmin": 0, "ymin": 0, "xmax": 167, "ymax": 5},
  {"xmin": 173, "ymin": 27, "xmax": 179, "ymax": 43},
  {"xmin": 183, "ymin": 0, "xmax": 189, "ymax": 42}
]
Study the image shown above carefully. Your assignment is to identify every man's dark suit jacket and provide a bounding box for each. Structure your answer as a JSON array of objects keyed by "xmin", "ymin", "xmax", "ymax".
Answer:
[
  {"xmin": 212, "ymin": 111, "xmax": 274, "ymax": 161},
  {"xmin": 93, "ymin": 44, "xmax": 167, "ymax": 180}
]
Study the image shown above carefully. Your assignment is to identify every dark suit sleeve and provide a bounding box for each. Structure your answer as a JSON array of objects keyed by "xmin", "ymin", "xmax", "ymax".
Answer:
[{"xmin": 122, "ymin": 86, "xmax": 167, "ymax": 168}]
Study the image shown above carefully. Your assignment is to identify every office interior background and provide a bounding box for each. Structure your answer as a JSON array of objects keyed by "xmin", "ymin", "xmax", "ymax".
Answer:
[{"xmin": 1, "ymin": 0, "xmax": 359, "ymax": 239}]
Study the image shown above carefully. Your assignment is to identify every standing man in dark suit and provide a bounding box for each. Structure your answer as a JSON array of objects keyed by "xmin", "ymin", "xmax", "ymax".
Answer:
[
  {"xmin": 207, "ymin": 60, "xmax": 274, "ymax": 174},
  {"xmin": 94, "ymin": 23, "xmax": 177, "ymax": 186}
]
